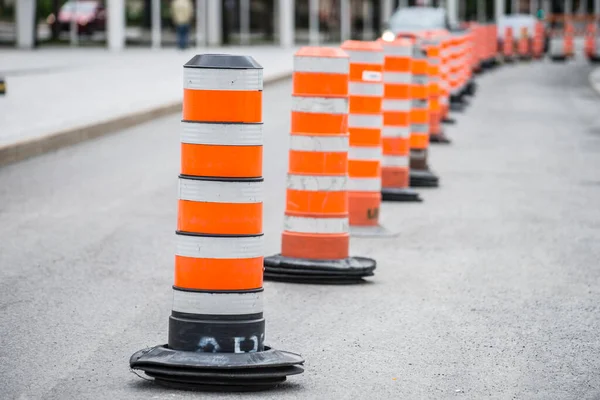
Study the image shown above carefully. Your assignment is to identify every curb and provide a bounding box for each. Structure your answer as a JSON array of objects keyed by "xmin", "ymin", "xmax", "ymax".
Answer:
[{"xmin": 0, "ymin": 71, "xmax": 293, "ymax": 168}]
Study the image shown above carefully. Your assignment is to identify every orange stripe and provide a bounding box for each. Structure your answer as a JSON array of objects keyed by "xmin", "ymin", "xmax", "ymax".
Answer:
[
  {"xmin": 288, "ymin": 150, "xmax": 348, "ymax": 175},
  {"xmin": 181, "ymin": 144, "xmax": 262, "ymax": 177},
  {"xmin": 384, "ymin": 84, "xmax": 410, "ymax": 99},
  {"xmin": 349, "ymin": 159, "xmax": 380, "ymax": 178},
  {"xmin": 382, "ymin": 166, "xmax": 409, "ymax": 188},
  {"xmin": 174, "ymin": 255, "xmax": 263, "ymax": 290},
  {"xmin": 412, "ymin": 60, "xmax": 428, "ymax": 75},
  {"xmin": 349, "ymin": 97, "xmax": 382, "ymax": 113},
  {"xmin": 285, "ymin": 189, "xmax": 347, "ymax": 214},
  {"xmin": 349, "ymin": 63, "xmax": 383, "ymax": 81},
  {"xmin": 384, "ymin": 57, "xmax": 411, "ymax": 72},
  {"xmin": 282, "ymin": 232, "xmax": 349, "ymax": 260},
  {"xmin": 293, "ymin": 72, "xmax": 348, "ymax": 96},
  {"xmin": 410, "ymin": 109, "xmax": 428, "ymax": 124},
  {"xmin": 349, "ymin": 192, "xmax": 381, "ymax": 226},
  {"xmin": 411, "ymin": 85, "xmax": 428, "ymax": 99},
  {"xmin": 291, "ymin": 112, "xmax": 348, "ymax": 134},
  {"xmin": 177, "ymin": 200, "xmax": 262, "ymax": 235},
  {"xmin": 183, "ymin": 90, "xmax": 261, "ymax": 123},
  {"xmin": 410, "ymin": 133, "xmax": 429, "ymax": 149},
  {"xmin": 383, "ymin": 137, "xmax": 409, "ymax": 156},
  {"xmin": 349, "ymin": 127, "xmax": 381, "ymax": 146},
  {"xmin": 383, "ymin": 111, "xmax": 410, "ymax": 126}
]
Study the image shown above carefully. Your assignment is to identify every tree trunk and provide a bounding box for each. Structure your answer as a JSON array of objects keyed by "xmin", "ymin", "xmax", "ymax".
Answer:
[{"xmin": 51, "ymin": 0, "xmax": 61, "ymax": 40}]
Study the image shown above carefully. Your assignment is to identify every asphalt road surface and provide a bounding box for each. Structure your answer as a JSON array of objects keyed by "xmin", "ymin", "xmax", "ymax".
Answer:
[{"xmin": 1, "ymin": 56, "xmax": 600, "ymax": 400}]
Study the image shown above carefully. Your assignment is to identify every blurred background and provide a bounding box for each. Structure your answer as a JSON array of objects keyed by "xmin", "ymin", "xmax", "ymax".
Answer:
[{"xmin": 1, "ymin": 0, "xmax": 596, "ymax": 49}]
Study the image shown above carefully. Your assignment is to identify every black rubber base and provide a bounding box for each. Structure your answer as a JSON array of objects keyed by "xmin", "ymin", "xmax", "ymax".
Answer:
[
  {"xmin": 588, "ymin": 56, "xmax": 600, "ymax": 64},
  {"xmin": 263, "ymin": 254, "xmax": 376, "ymax": 284},
  {"xmin": 430, "ymin": 132, "xmax": 452, "ymax": 144},
  {"xmin": 442, "ymin": 117, "xmax": 457, "ymax": 125},
  {"xmin": 410, "ymin": 169, "xmax": 439, "ymax": 188},
  {"xmin": 464, "ymin": 81, "xmax": 477, "ymax": 96},
  {"xmin": 550, "ymin": 55, "xmax": 567, "ymax": 62},
  {"xmin": 381, "ymin": 187, "xmax": 422, "ymax": 202},
  {"xmin": 129, "ymin": 345, "xmax": 304, "ymax": 392}
]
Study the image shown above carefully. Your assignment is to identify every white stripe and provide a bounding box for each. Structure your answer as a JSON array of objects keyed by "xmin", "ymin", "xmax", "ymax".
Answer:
[
  {"xmin": 344, "ymin": 50, "xmax": 385, "ymax": 64},
  {"xmin": 294, "ymin": 55, "xmax": 349, "ymax": 74},
  {"xmin": 183, "ymin": 68, "xmax": 262, "ymax": 91},
  {"xmin": 412, "ymin": 99, "xmax": 429, "ymax": 109},
  {"xmin": 181, "ymin": 122, "xmax": 262, "ymax": 146},
  {"xmin": 292, "ymin": 96, "xmax": 348, "ymax": 114},
  {"xmin": 284, "ymin": 216, "xmax": 348, "ymax": 234},
  {"xmin": 289, "ymin": 135, "xmax": 348, "ymax": 152},
  {"xmin": 383, "ymin": 44, "xmax": 413, "ymax": 56},
  {"xmin": 412, "ymin": 75, "xmax": 429, "ymax": 85},
  {"xmin": 349, "ymin": 146, "xmax": 381, "ymax": 161},
  {"xmin": 175, "ymin": 234, "xmax": 263, "ymax": 259},
  {"xmin": 383, "ymin": 72, "xmax": 412, "ymax": 83},
  {"xmin": 287, "ymin": 174, "xmax": 347, "ymax": 191},
  {"xmin": 348, "ymin": 177, "xmax": 381, "ymax": 192},
  {"xmin": 382, "ymin": 155, "xmax": 409, "ymax": 167},
  {"xmin": 349, "ymin": 114, "xmax": 382, "ymax": 128},
  {"xmin": 172, "ymin": 290, "xmax": 263, "ymax": 315},
  {"xmin": 382, "ymin": 99, "xmax": 411, "ymax": 111},
  {"xmin": 411, "ymin": 126, "xmax": 429, "ymax": 134},
  {"xmin": 178, "ymin": 178, "xmax": 263, "ymax": 203},
  {"xmin": 382, "ymin": 126, "xmax": 410, "ymax": 138},
  {"xmin": 349, "ymin": 82, "xmax": 384, "ymax": 96}
]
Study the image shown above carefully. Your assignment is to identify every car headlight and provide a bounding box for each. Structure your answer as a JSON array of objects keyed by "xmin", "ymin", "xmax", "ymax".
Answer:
[{"xmin": 381, "ymin": 30, "xmax": 396, "ymax": 42}]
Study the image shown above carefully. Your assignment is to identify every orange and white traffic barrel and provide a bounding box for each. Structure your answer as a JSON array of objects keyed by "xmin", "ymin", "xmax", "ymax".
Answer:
[
  {"xmin": 422, "ymin": 32, "xmax": 451, "ymax": 144},
  {"xmin": 129, "ymin": 53, "xmax": 304, "ymax": 390},
  {"xmin": 408, "ymin": 37, "xmax": 439, "ymax": 188},
  {"xmin": 502, "ymin": 26, "xmax": 515, "ymax": 62},
  {"xmin": 439, "ymin": 34, "xmax": 455, "ymax": 125},
  {"xmin": 341, "ymin": 40, "xmax": 400, "ymax": 234},
  {"xmin": 0, "ymin": 76, "xmax": 5, "ymax": 95},
  {"xmin": 517, "ymin": 26, "xmax": 531, "ymax": 60},
  {"xmin": 379, "ymin": 37, "xmax": 422, "ymax": 202},
  {"xmin": 264, "ymin": 47, "xmax": 377, "ymax": 283},
  {"xmin": 532, "ymin": 22, "xmax": 544, "ymax": 59}
]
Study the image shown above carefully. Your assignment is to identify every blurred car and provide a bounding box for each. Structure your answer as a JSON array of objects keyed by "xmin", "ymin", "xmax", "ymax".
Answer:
[
  {"xmin": 47, "ymin": 1, "xmax": 107, "ymax": 35},
  {"xmin": 380, "ymin": 6, "xmax": 456, "ymax": 41}
]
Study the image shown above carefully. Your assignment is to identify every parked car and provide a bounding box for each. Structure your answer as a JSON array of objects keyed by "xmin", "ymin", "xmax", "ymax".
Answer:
[
  {"xmin": 47, "ymin": 1, "xmax": 107, "ymax": 35},
  {"xmin": 380, "ymin": 6, "xmax": 456, "ymax": 40}
]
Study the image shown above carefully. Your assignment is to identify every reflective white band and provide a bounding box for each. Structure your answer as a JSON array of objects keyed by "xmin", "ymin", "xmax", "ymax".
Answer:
[
  {"xmin": 294, "ymin": 56, "xmax": 349, "ymax": 74},
  {"xmin": 172, "ymin": 289, "xmax": 263, "ymax": 315},
  {"xmin": 287, "ymin": 174, "xmax": 347, "ymax": 191},
  {"xmin": 284, "ymin": 216, "xmax": 349, "ymax": 234},
  {"xmin": 349, "ymin": 82, "xmax": 384, "ymax": 96},
  {"xmin": 382, "ymin": 99, "xmax": 411, "ymax": 111},
  {"xmin": 382, "ymin": 155, "xmax": 409, "ymax": 167},
  {"xmin": 349, "ymin": 146, "xmax": 381, "ymax": 161},
  {"xmin": 411, "ymin": 126, "xmax": 429, "ymax": 134},
  {"xmin": 183, "ymin": 68, "xmax": 263, "ymax": 91},
  {"xmin": 348, "ymin": 177, "xmax": 381, "ymax": 192},
  {"xmin": 412, "ymin": 75, "xmax": 428, "ymax": 85},
  {"xmin": 382, "ymin": 125, "xmax": 410, "ymax": 138},
  {"xmin": 289, "ymin": 135, "xmax": 349, "ymax": 152},
  {"xmin": 384, "ymin": 72, "xmax": 412, "ymax": 83},
  {"xmin": 383, "ymin": 45, "xmax": 412, "ymax": 56},
  {"xmin": 345, "ymin": 50, "xmax": 385, "ymax": 64},
  {"xmin": 349, "ymin": 114, "xmax": 382, "ymax": 128},
  {"xmin": 292, "ymin": 96, "xmax": 348, "ymax": 114},
  {"xmin": 412, "ymin": 99, "xmax": 429, "ymax": 108},
  {"xmin": 176, "ymin": 234, "xmax": 263, "ymax": 259},
  {"xmin": 179, "ymin": 178, "xmax": 263, "ymax": 203},
  {"xmin": 181, "ymin": 121, "xmax": 262, "ymax": 146},
  {"xmin": 428, "ymin": 58, "xmax": 441, "ymax": 65}
]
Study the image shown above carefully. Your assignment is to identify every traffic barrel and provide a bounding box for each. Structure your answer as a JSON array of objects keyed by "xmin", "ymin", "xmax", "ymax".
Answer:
[
  {"xmin": 517, "ymin": 26, "xmax": 531, "ymax": 60},
  {"xmin": 0, "ymin": 77, "xmax": 5, "ymax": 95},
  {"xmin": 408, "ymin": 36, "xmax": 440, "ymax": 188},
  {"xmin": 532, "ymin": 22, "xmax": 544, "ymax": 59},
  {"xmin": 440, "ymin": 34, "xmax": 456, "ymax": 125},
  {"xmin": 129, "ymin": 54, "xmax": 304, "ymax": 390},
  {"xmin": 340, "ymin": 40, "xmax": 400, "ymax": 235},
  {"xmin": 549, "ymin": 22, "xmax": 569, "ymax": 61},
  {"xmin": 263, "ymin": 47, "xmax": 377, "ymax": 284},
  {"xmin": 421, "ymin": 32, "xmax": 452, "ymax": 144},
  {"xmin": 502, "ymin": 26, "xmax": 515, "ymax": 62},
  {"xmin": 379, "ymin": 37, "xmax": 423, "ymax": 201}
]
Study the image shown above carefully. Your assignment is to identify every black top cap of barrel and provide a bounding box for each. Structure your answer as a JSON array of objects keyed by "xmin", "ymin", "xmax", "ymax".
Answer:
[{"xmin": 184, "ymin": 54, "xmax": 263, "ymax": 70}]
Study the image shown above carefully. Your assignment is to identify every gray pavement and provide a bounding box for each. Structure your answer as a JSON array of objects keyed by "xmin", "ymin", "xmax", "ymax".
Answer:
[{"xmin": 1, "ymin": 56, "xmax": 600, "ymax": 399}]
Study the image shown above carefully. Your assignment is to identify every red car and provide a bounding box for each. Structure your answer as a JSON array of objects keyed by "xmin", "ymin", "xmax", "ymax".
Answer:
[{"xmin": 48, "ymin": 1, "xmax": 106, "ymax": 35}]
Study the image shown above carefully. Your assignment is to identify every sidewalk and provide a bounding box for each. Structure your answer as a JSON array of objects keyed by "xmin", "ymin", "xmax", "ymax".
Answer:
[{"xmin": 0, "ymin": 45, "xmax": 298, "ymax": 166}]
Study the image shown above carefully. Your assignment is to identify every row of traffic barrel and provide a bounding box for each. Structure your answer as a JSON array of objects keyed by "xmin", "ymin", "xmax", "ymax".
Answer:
[{"xmin": 127, "ymin": 28, "xmax": 495, "ymax": 392}]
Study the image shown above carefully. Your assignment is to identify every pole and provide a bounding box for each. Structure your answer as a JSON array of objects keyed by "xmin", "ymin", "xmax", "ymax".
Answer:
[
  {"xmin": 495, "ymin": 0, "xmax": 505, "ymax": 24},
  {"xmin": 195, "ymin": 0, "xmax": 207, "ymax": 47},
  {"xmin": 70, "ymin": 0, "xmax": 78, "ymax": 46},
  {"xmin": 340, "ymin": 0, "xmax": 351, "ymax": 41},
  {"xmin": 278, "ymin": 0, "xmax": 294, "ymax": 47},
  {"xmin": 363, "ymin": 0, "xmax": 373, "ymax": 40},
  {"xmin": 151, "ymin": 0, "xmax": 160, "ymax": 49},
  {"xmin": 240, "ymin": 0, "xmax": 250, "ymax": 45},
  {"xmin": 107, "ymin": 0, "xmax": 125, "ymax": 51},
  {"xmin": 309, "ymin": 0, "xmax": 319, "ymax": 45}
]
